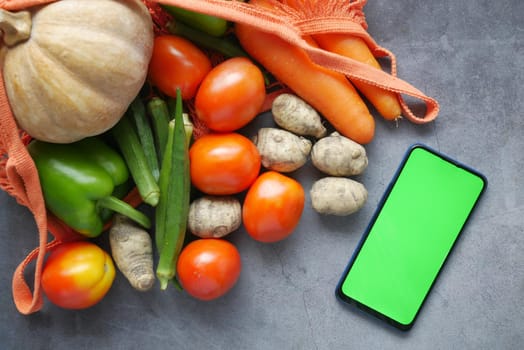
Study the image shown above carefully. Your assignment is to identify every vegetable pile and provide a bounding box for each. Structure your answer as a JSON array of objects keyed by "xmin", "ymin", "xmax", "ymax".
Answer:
[{"xmin": 0, "ymin": 0, "xmax": 437, "ymax": 311}]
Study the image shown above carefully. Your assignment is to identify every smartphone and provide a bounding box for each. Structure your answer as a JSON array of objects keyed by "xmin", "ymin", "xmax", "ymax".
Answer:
[{"xmin": 336, "ymin": 144, "xmax": 487, "ymax": 331}]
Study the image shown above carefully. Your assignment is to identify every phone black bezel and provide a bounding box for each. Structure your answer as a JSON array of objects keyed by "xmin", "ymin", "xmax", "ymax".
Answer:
[{"xmin": 335, "ymin": 143, "xmax": 488, "ymax": 331}]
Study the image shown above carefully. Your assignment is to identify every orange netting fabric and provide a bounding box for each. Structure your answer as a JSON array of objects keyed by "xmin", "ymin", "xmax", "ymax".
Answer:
[
  {"xmin": 0, "ymin": 0, "xmax": 439, "ymax": 315},
  {"xmin": 150, "ymin": 0, "xmax": 440, "ymax": 123}
]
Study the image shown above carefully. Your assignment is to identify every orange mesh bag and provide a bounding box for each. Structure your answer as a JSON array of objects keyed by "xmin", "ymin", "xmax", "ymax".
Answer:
[
  {"xmin": 151, "ymin": 0, "xmax": 439, "ymax": 122},
  {"xmin": 0, "ymin": 0, "xmax": 62, "ymax": 316},
  {"xmin": 0, "ymin": 0, "xmax": 439, "ymax": 315}
]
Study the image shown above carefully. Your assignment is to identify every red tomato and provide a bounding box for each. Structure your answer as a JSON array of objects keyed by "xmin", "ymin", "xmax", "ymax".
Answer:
[
  {"xmin": 195, "ymin": 57, "xmax": 266, "ymax": 132},
  {"xmin": 41, "ymin": 241, "xmax": 115, "ymax": 309},
  {"xmin": 177, "ymin": 238, "xmax": 242, "ymax": 301},
  {"xmin": 148, "ymin": 35, "xmax": 212, "ymax": 100},
  {"xmin": 189, "ymin": 133, "xmax": 261, "ymax": 195},
  {"xmin": 243, "ymin": 171, "xmax": 305, "ymax": 243}
]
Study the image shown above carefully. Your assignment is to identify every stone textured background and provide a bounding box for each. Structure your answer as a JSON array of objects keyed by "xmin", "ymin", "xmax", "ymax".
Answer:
[{"xmin": 1, "ymin": 0, "xmax": 522, "ymax": 348}]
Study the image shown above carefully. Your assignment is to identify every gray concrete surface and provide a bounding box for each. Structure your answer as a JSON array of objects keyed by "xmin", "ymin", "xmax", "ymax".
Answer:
[{"xmin": 1, "ymin": 0, "xmax": 523, "ymax": 349}]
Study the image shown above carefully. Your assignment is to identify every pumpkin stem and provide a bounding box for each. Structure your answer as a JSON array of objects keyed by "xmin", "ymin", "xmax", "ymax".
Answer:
[{"xmin": 0, "ymin": 9, "xmax": 31, "ymax": 47}]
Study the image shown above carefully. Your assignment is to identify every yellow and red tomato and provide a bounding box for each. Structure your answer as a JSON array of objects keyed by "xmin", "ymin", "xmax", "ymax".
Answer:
[
  {"xmin": 177, "ymin": 238, "xmax": 242, "ymax": 301},
  {"xmin": 41, "ymin": 241, "xmax": 115, "ymax": 309},
  {"xmin": 242, "ymin": 171, "xmax": 305, "ymax": 243}
]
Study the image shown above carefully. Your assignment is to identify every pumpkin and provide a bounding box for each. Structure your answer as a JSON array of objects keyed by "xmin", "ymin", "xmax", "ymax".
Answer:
[{"xmin": 1, "ymin": 0, "xmax": 154, "ymax": 143}]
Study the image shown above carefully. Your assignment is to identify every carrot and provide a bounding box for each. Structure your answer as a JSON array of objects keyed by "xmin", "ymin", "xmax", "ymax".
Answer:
[
  {"xmin": 235, "ymin": 16, "xmax": 374, "ymax": 143},
  {"xmin": 281, "ymin": 0, "xmax": 402, "ymax": 121},
  {"xmin": 313, "ymin": 34, "xmax": 402, "ymax": 121}
]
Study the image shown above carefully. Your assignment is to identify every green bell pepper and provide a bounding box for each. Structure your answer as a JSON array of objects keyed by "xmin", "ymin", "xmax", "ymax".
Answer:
[{"xmin": 27, "ymin": 137, "xmax": 151, "ymax": 238}]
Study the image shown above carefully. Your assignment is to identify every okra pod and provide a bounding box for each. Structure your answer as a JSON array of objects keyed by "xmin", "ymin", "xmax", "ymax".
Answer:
[
  {"xmin": 156, "ymin": 89, "xmax": 192, "ymax": 290},
  {"xmin": 154, "ymin": 117, "xmax": 174, "ymax": 253},
  {"xmin": 112, "ymin": 114, "xmax": 160, "ymax": 207},
  {"xmin": 167, "ymin": 97, "xmax": 194, "ymax": 146},
  {"xmin": 130, "ymin": 97, "xmax": 160, "ymax": 182},
  {"xmin": 147, "ymin": 97, "xmax": 170, "ymax": 163}
]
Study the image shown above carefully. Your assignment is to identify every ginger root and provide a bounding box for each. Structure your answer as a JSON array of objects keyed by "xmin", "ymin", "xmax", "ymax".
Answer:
[
  {"xmin": 271, "ymin": 93, "xmax": 327, "ymax": 139},
  {"xmin": 310, "ymin": 177, "xmax": 368, "ymax": 216},
  {"xmin": 188, "ymin": 196, "xmax": 241, "ymax": 238},
  {"xmin": 109, "ymin": 214, "xmax": 155, "ymax": 292},
  {"xmin": 253, "ymin": 127, "xmax": 312, "ymax": 172},
  {"xmin": 311, "ymin": 132, "xmax": 368, "ymax": 176}
]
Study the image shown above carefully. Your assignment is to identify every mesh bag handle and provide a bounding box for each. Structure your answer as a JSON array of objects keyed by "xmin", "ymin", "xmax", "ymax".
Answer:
[{"xmin": 152, "ymin": 0, "xmax": 439, "ymax": 123}]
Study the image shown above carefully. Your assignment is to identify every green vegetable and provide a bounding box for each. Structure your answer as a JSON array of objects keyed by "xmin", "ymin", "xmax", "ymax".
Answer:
[
  {"xmin": 129, "ymin": 97, "xmax": 160, "ymax": 182},
  {"xmin": 147, "ymin": 97, "xmax": 170, "ymax": 163},
  {"xmin": 166, "ymin": 20, "xmax": 248, "ymax": 58},
  {"xmin": 112, "ymin": 113, "xmax": 160, "ymax": 207},
  {"xmin": 162, "ymin": 4, "xmax": 229, "ymax": 37},
  {"xmin": 156, "ymin": 89, "xmax": 192, "ymax": 290},
  {"xmin": 27, "ymin": 137, "xmax": 151, "ymax": 238}
]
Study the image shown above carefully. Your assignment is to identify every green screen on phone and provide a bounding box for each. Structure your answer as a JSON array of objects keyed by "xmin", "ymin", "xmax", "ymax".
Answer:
[{"xmin": 336, "ymin": 144, "xmax": 487, "ymax": 330}]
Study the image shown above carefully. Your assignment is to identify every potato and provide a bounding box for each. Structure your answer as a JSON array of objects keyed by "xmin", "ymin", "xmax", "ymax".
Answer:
[
  {"xmin": 311, "ymin": 132, "xmax": 368, "ymax": 176},
  {"xmin": 310, "ymin": 177, "xmax": 368, "ymax": 216}
]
